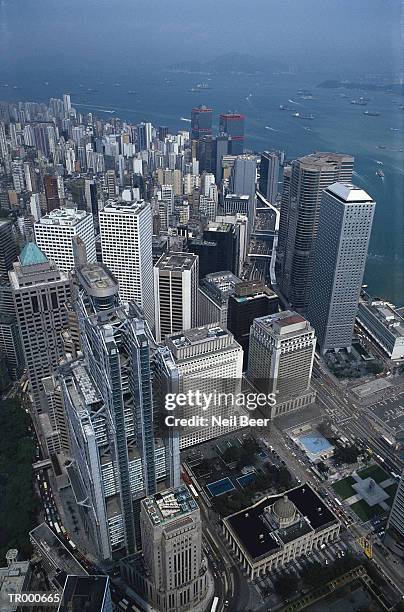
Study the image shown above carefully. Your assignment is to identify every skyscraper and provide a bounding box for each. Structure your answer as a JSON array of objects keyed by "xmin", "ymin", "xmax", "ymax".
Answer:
[
  {"xmin": 34, "ymin": 208, "xmax": 96, "ymax": 273},
  {"xmin": 44, "ymin": 175, "xmax": 60, "ymax": 212},
  {"xmin": 227, "ymin": 281, "xmax": 279, "ymax": 368},
  {"xmin": 191, "ymin": 105, "xmax": 212, "ymax": 141},
  {"xmin": 121, "ymin": 485, "xmax": 210, "ymax": 612},
  {"xmin": 60, "ymin": 263, "xmax": 175, "ymax": 560},
  {"xmin": 306, "ymin": 183, "xmax": 375, "ymax": 353},
  {"xmin": 163, "ymin": 324, "xmax": 244, "ymax": 448},
  {"xmin": 230, "ymin": 155, "xmax": 257, "ymax": 198},
  {"xmin": 9, "ymin": 244, "xmax": 70, "ymax": 431},
  {"xmin": 137, "ymin": 122, "xmax": 152, "ymax": 151},
  {"xmin": 99, "ymin": 200, "xmax": 154, "ymax": 327},
  {"xmin": 247, "ymin": 311, "xmax": 316, "ymax": 417},
  {"xmin": 387, "ymin": 470, "xmax": 404, "ymax": 547},
  {"xmin": 277, "ymin": 152, "xmax": 354, "ymax": 311},
  {"xmin": 219, "ymin": 112, "xmax": 245, "ymax": 155},
  {"xmin": 0, "ymin": 219, "xmax": 18, "ymax": 280},
  {"xmin": 259, "ymin": 151, "xmax": 280, "ymax": 203},
  {"xmin": 154, "ymin": 252, "xmax": 199, "ymax": 342}
]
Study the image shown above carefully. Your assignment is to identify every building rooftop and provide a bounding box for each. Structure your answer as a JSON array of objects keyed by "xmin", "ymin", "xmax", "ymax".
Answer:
[
  {"xmin": 359, "ymin": 298, "xmax": 404, "ymax": 339},
  {"xmin": 225, "ymin": 485, "xmax": 337, "ymax": 561},
  {"xmin": 200, "ymin": 271, "xmax": 242, "ymax": 303},
  {"xmin": 169, "ymin": 325, "xmax": 229, "ymax": 349},
  {"xmin": 58, "ymin": 575, "xmax": 109, "ymax": 612},
  {"xmin": 155, "ymin": 252, "xmax": 197, "ymax": 271},
  {"xmin": 297, "ymin": 152, "xmax": 354, "ymax": 168},
  {"xmin": 327, "ymin": 182, "xmax": 374, "ymax": 203},
  {"xmin": 36, "ymin": 208, "xmax": 90, "ymax": 227},
  {"xmin": 254, "ymin": 310, "xmax": 311, "ymax": 338},
  {"xmin": 101, "ymin": 199, "xmax": 148, "ymax": 214},
  {"xmin": 0, "ymin": 552, "xmax": 30, "ymax": 612},
  {"xmin": 76, "ymin": 263, "xmax": 119, "ymax": 298},
  {"xmin": 142, "ymin": 485, "xmax": 198, "ymax": 527},
  {"xmin": 19, "ymin": 242, "xmax": 48, "ymax": 267},
  {"xmin": 29, "ymin": 523, "xmax": 87, "ymax": 579}
]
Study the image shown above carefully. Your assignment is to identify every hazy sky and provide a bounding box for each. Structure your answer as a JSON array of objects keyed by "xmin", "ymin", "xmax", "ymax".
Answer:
[{"xmin": 0, "ymin": 0, "xmax": 402, "ymax": 76}]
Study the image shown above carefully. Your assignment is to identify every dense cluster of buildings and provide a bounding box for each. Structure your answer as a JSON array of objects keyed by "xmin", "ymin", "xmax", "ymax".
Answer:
[{"xmin": 1, "ymin": 92, "xmax": 403, "ymax": 610}]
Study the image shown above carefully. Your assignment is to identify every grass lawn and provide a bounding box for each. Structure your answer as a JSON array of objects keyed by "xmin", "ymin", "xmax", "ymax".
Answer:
[
  {"xmin": 332, "ymin": 476, "xmax": 357, "ymax": 500},
  {"xmin": 357, "ymin": 464, "xmax": 389, "ymax": 484},
  {"xmin": 350, "ymin": 499, "xmax": 384, "ymax": 522},
  {"xmin": 384, "ymin": 483, "xmax": 398, "ymax": 506}
]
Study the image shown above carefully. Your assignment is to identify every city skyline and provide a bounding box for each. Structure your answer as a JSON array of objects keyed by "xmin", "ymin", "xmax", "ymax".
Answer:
[{"xmin": 1, "ymin": 3, "xmax": 404, "ymax": 607}]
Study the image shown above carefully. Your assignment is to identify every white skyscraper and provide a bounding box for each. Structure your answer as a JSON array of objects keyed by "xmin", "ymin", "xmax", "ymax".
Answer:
[
  {"xmin": 247, "ymin": 311, "xmax": 316, "ymax": 417},
  {"xmin": 306, "ymin": 183, "xmax": 375, "ymax": 353},
  {"xmin": 164, "ymin": 324, "xmax": 244, "ymax": 448},
  {"xmin": 34, "ymin": 208, "xmax": 96, "ymax": 273},
  {"xmin": 154, "ymin": 252, "xmax": 199, "ymax": 342},
  {"xmin": 99, "ymin": 200, "xmax": 154, "ymax": 326}
]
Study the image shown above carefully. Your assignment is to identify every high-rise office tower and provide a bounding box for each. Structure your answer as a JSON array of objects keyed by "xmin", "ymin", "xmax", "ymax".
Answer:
[
  {"xmin": 105, "ymin": 169, "xmax": 117, "ymax": 198},
  {"xmin": 43, "ymin": 175, "xmax": 60, "ymax": 212},
  {"xmin": 219, "ymin": 112, "xmax": 245, "ymax": 155},
  {"xmin": 121, "ymin": 485, "xmax": 210, "ymax": 612},
  {"xmin": 202, "ymin": 221, "xmax": 239, "ymax": 274},
  {"xmin": 154, "ymin": 252, "xmax": 199, "ymax": 342},
  {"xmin": 34, "ymin": 208, "xmax": 96, "ymax": 273},
  {"xmin": 230, "ymin": 155, "xmax": 257, "ymax": 198},
  {"xmin": 259, "ymin": 151, "xmax": 280, "ymax": 203},
  {"xmin": 277, "ymin": 152, "xmax": 354, "ymax": 311},
  {"xmin": 0, "ymin": 219, "xmax": 18, "ymax": 280},
  {"xmin": 222, "ymin": 194, "xmax": 250, "ymax": 216},
  {"xmin": 196, "ymin": 136, "xmax": 214, "ymax": 173},
  {"xmin": 248, "ymin": 311, "xmax": 316, "ymax": 417},
  {"xmin": 198, "ymin": 271, "xmax": 242, "ymax": 327},
  {"xmin": 60, "ymin": 263, "xmax": 176, "ymax": 560},
  {"xmin": 306, "ymin": 183, "xmax": 375, "ymax": 354},
  {"xmin": 214, "ymin": 134, "xmax": 230, "ymax": 181},
  {"xmin": 387, "ymin": 470, "xmax": 404, "ymax": 547},
  {"xmin": 63, "ymin": 93, "xmax": 71, "ymax": 115},
  {"xmin": 99, "ymin": 200, "xmax": 154, "ymax": 327},
  {"xmin": 9, "ymin": 244, "xmax": 70, "ymax": 432},
  {"xmin": 227, "ymin": 281, "xmax": 279, "ymax": 368},
  {"xmin": 163, "ymin": 324, "xmax": 244, "ymax": 448},
  {"xmin": 158, "ymin": 126, "xmax": 168, "ymax": 141},
  {"xmin": 137, "ymin": 122, "xmax": 152, "ymax": 151},
  {"xmin": 191, "ymin": 105, "xmax": 212, "ymax": 141}
]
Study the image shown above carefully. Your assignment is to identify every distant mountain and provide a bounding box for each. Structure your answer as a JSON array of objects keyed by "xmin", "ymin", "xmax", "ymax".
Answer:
[
  {"xmin": 318, "ymin": 79, "xmax": 404, "ymax": 96},
  {"xmin": 168, "ymin": 53, "xmax": 286, "ymax": 75}
]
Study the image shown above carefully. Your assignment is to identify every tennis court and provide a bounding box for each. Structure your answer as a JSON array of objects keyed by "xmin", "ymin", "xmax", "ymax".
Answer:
[
  {"xmin": 206, "ymin": 477, "xmax": 235, "ymax": 497},
  {"xmin": 237, "ymin": 472, "xmax": 257, "ymax": 488}
]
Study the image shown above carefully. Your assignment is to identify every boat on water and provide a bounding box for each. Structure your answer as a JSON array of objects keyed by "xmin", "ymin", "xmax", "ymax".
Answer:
[
  {"xmin": 127, "ymin": 90, "xmax": 136, "ymax": 94},
  {"xmin": 351, "ymin": 98, "xmax": 367, "ymax": 106},
  {"xmin": 376, "ymin": 160, "xmax": 383, "ymax": 165},
  {"xmin": 292, "ymin": 112, "xmax": 315, "ymax": 120},
  {"xmin": 279, "ymin": 105, "xmax": 291, "ymax": 110},
  {"xmin": 376, "ymin": 169, "xmax": 385, "ymax": 179},
  {"xmin": 364, "ymin": 111, "xmax": 380, "ymax": 117}
]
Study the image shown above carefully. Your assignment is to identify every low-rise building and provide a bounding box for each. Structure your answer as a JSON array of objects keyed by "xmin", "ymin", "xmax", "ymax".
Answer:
[
  {"xmin": 357, "ymin": 297, "xmax": 404, "ymax": 361},
  {"xmin": 0, "ymin": 550, "xmax": 31, "ymax": 612},
  {"xmin": 223, "ymin": 484, "xmax": 340, "ymax": 579}
]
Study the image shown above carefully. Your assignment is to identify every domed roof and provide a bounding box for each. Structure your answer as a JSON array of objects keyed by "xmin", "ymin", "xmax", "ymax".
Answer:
[{"xmin": 272, "ymin": 495, "xmax": 296, "ymax": 521}]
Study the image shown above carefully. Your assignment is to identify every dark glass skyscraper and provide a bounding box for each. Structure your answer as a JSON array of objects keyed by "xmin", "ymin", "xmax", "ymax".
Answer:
[
  {"xmin": 219, "ymin": 112, "xmax": 245, "ymax": 155},
  {"xmin": 191, "ymin": 105, "xmax": 212, "ymax": 140}
]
